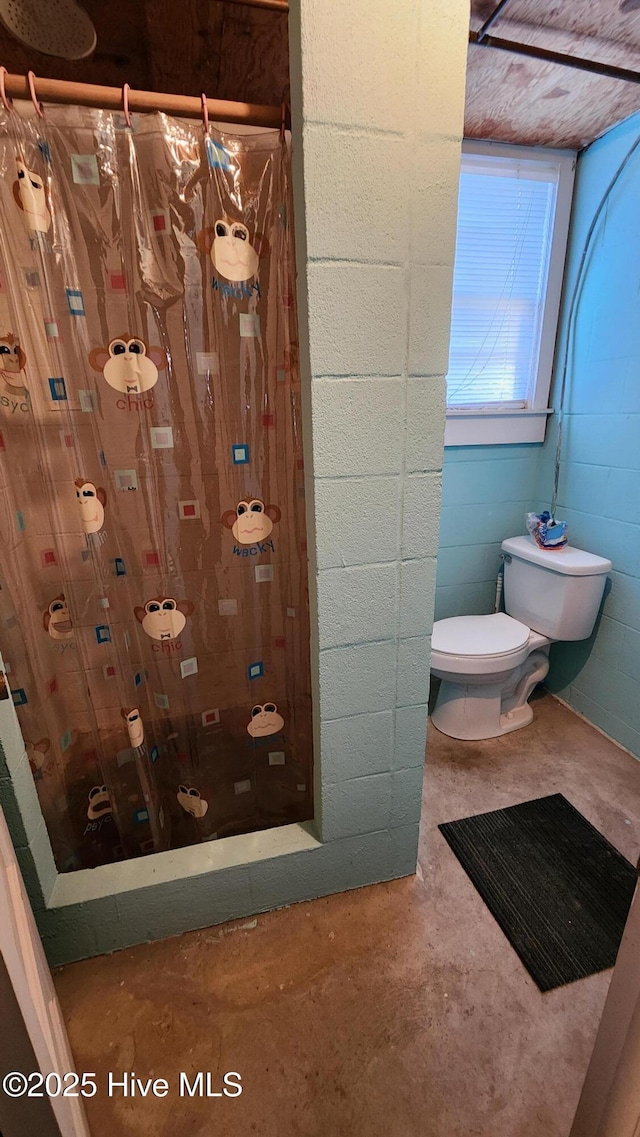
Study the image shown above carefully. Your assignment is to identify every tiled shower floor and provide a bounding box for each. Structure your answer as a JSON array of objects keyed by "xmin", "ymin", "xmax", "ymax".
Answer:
[{"xmin": 54, "ymin": 692, "xmax": 640, "ymax": 1137}]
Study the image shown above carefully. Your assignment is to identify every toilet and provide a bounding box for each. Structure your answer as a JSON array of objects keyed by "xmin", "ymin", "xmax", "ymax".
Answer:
[{"xmin": 430, "ymin": 535, "xmax": 612, "ymax": 741}]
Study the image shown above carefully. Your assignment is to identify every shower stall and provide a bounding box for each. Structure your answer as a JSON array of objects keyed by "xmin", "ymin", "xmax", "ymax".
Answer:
[{"xmin": 0, "ymin": 99, "xmax": 312, "ymax": 873}]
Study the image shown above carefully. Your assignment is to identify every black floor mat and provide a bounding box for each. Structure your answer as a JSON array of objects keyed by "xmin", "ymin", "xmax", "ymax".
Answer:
[{"xmin": 438, "ymin": 793, "xmax": 637, "ymax": 992}]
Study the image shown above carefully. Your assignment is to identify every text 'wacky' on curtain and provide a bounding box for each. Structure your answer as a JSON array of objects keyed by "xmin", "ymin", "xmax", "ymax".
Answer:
[{"xmin": 0, "ymin": 102, "xmax": 312, "ymax": 872}]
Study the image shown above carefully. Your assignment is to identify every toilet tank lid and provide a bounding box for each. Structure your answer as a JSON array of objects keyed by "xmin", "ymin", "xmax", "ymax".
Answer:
[{"xmin": 501, "ymin": 536, "xmax": 612, "ymax": 577}]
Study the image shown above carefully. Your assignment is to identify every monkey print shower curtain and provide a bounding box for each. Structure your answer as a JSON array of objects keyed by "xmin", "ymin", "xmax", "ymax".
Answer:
[{"xmin": 0, "ymin": 103, "xmax": 312, "ymax": 871}]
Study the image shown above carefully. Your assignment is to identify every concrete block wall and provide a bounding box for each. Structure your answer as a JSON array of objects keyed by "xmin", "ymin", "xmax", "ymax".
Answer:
[
  {"xmin": 291, "ymin": 0, "xmax": 468, "ymax": 868},
  {"xmin": 434, "ymin": 109, "xmax": 640, "ymax": 767},
  {"xmin": 537, "ymin": 112, "xmax": 640, "ymax": 759},
  {"xmin": 435, "ymin": 444, "xmax": 542, "ymax": 621},
  {"xmin": 0, "ymin": 698, "xmax": 57, "ymax": 909}
]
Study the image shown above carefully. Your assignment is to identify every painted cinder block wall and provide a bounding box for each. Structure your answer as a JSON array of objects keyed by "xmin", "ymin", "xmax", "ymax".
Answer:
[
  {"xmin": 0, "ymin": 0, "xmax": 470, "ymax": 963},
  {"xmin": 435, "ymin": 443, "xmax": 542, "ymax": 621},
  {"xmin": 292, "ymin": 0, "xmax": 468, "ymax": 849},
  {"xmin": 434, "ymin": 112, "xmax": 640, "ymax": 764},
  {"xmin": 538, "ymin": 111, "xmax": 640, "ymax": 760}
]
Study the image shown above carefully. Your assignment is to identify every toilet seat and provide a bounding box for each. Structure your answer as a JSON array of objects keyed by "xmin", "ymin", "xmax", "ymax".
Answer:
[
  {"xmin": 433, "ymin": 612, "xmax": 530, "ymax": 655},
  {"xmin": 432, "ymin": 613, "xmax": 532, "ymax": 676}
]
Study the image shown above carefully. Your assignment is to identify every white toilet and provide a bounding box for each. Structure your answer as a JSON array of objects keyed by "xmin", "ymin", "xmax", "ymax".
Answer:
[{"xmin": 430, "ymin": 535, "xmax": 612, "ymax": 741}]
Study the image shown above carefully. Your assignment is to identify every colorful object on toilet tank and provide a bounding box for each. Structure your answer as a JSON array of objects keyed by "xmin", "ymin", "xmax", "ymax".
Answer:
[{"xmin": 526, "ymin": 511, "xmax": 568, "ymax": 550}]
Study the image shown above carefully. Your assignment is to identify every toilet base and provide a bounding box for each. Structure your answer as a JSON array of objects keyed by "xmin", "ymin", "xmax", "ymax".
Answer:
[{"xmin": 430, "ymin": 648, "xmax": 549, "ymax": 741}]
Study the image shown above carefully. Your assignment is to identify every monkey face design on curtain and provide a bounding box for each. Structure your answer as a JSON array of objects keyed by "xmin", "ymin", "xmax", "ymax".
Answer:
[
  {"xmin": 0, "ymin": 334, "xmax": 27, "ymax": 393},
  {"xmin": 87, "ymin": 785, "xmax": 112, "ymax": 822},
  {"xmin": 75, "ymin": 478, "xmax": 106, "ymax": 535},
  {"xmin": 44, "ymin": 595, "xmax": 73, "ymax": 641},
  {"xmin": 247, "ymin": 702, "xmax": 284, "ymax": 738},
  {"xmin": 89, "ymin": 337, "xmax": 168, "ymax": 394},
  {"xmin": 177, "ymin": 785, "xmax": 208, "ymax": 818},
  {"xmin": 199, "ymin": 220, "xmax": 260, "ymax": 282},
  {"xmin": 134, "ymin": 596, "xmax": 194, "ymax": 641},
  {"xmin": 222, "ymin": 499, "xmax": 281, "ymax": 545},
  {"xmin": 122, "ymin": 707, "xmax": 144, "ymax": 749},
  {"xmin": 26, "ymin": 738, "xmax": 52, "ymax": 780},
  {"xmin": 13, "ymin": 162, "xmax": 51, "ymax": 233},
  {"xmin": 0, "ymin": 110, "xmax": 313, "ymax": 873}
]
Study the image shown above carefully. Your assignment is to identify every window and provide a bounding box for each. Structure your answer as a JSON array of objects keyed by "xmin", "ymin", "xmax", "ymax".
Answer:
[{"xmin": 445, "ymin": 141, "xmax": 575, "ymax": 446}]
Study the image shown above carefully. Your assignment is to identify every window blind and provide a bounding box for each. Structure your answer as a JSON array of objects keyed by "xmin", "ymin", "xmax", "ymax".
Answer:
[{"xmin": 446, "ymin": 153, "xmax": 560, "ymax": 409}]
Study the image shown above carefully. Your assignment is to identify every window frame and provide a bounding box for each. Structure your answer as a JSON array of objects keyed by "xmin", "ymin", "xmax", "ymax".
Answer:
[{"xmin": 445, "ymin": 139, "xmax": 576, "ymax": 447}]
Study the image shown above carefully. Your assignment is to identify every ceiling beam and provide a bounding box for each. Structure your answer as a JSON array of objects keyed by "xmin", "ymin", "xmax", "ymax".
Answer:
[{"xmin": 468, "ymin": 31, "xmax": 640, "ymax": 85}]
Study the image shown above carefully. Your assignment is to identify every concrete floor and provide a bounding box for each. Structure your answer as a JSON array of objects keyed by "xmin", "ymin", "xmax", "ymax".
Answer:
[{"xmin": 54, "ymin": 692, "xmax": 640, "ymax": 1137}]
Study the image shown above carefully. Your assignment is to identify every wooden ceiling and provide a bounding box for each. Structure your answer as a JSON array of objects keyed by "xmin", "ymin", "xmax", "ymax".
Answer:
[
  {"xmin": 0, "ymin": 0, "xmax": 290, "ymax": 108},
  {"xmin": 468, "ymin": 0, "xmax": 640, "ymax": 149},
  {"xmin": 0, "ymin": 1, "xmax": 639, "ymax": 149}
]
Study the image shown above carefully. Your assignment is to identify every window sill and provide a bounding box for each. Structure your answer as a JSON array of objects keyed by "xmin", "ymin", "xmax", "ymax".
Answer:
[{"xmin": 444, "ymin": 408, "xmax": 553, "ymax": 447}]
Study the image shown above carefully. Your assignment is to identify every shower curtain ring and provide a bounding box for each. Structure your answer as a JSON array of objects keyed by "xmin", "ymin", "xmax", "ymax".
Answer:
[
  {"xmin": 280, "ymin": 101, "xmax": 288, "ymax": 142},
  {"xmin": 122, "ymin": 82, "xmax": 132, "ymax": 130},
  {"xmin": 27, "ymin": 71, "xmax": 44, "ymax": 118},
  {"xmin": 0, "ymin": 67, "xmax": 13, "ymax": 113},
  {"xmin": 201, "ymin": 92, "xmax": 209, "ymax": 136}
]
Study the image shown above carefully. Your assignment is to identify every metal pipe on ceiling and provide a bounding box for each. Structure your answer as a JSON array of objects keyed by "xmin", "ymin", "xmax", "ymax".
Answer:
[
  {"xmin": 0, "ymin": 72, "xmax": 287, "ymax": 128},
  {"xmin": 476, "ymin": 0, "xmax": 513, "ymax": 43},
  {"xmin": 220, "ymin": 0, "xmax": 640, "ymax": 89},
  {"xmin": 468, "ymin": 31, "xmax": 640, "ymax": 85}
]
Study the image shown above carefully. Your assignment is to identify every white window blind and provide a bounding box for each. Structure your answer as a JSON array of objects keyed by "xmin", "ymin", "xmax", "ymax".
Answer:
[{"xmin": 446, "ymin": 152, "xmax": 560, "ymax": 409}]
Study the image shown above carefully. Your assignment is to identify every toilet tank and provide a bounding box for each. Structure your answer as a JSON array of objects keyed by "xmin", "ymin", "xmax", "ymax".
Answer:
[{"xmin": 501, "ymin": 536, "xmax": 612, "ymax": 641}]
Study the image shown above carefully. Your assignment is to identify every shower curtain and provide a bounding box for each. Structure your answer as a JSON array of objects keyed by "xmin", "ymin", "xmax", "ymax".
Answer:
[{"xmin": 0, "ymin": 102, "xmax": 312, "ymax": 872}]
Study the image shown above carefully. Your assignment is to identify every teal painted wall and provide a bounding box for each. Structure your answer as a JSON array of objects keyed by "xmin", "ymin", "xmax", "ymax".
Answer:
[
  {"xmin": 537, "ymin": 112, "xmax": 640, "ymax": 759},
  {"xmin": 435, "ymin": 443, "xmax": 541, "ymax": 621},
  {"xmin": 437, "ymin": 114, "xmax": 640, "ymax": 765}
]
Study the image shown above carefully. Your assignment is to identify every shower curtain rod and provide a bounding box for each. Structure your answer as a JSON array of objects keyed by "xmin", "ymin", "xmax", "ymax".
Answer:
[
  {"xmin": 0, "ymin": 71, "xmax": 287, "ymax": 129},
  {"xmin": 224, "ymin": 0, "xmax": 288, "ymax": 9}
]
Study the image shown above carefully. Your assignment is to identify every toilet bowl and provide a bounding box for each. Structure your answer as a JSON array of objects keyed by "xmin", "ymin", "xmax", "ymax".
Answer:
[
  {"xmin": 430, "ymin": 536, "xmax": 612, "ymax": 741},
  {"xmin": 430, "ymin": 612, "xmax": 551, "ymax": 740}
]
